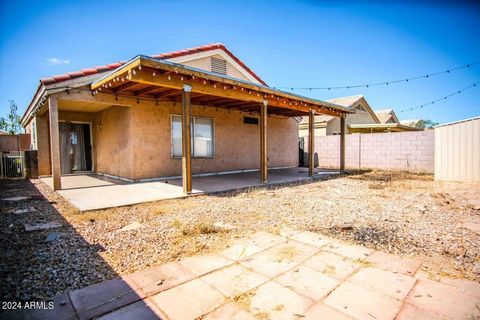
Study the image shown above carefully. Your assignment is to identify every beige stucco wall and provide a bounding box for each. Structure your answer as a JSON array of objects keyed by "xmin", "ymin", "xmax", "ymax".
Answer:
[
  {"xmin": 130, "ymin": 101, "xmax": 299, "ymax": 180},
  {"xmin": 95, "ymin": 107, "xmax": 134, "ymax": 179},
  {"xmin": 30, "ymin": 101, "xmax": 298, "ymax": 180}
]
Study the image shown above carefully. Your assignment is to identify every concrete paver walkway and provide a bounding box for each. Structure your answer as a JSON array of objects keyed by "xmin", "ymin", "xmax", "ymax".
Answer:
[{"xmin": 18, "ymin": 231, "xmax": 480, "ymax": 320}]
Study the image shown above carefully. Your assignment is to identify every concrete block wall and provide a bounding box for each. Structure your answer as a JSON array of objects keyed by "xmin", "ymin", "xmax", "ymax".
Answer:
[{"xmin": 305, "ymin": 130, "xmax": 434, "ymax": 173}]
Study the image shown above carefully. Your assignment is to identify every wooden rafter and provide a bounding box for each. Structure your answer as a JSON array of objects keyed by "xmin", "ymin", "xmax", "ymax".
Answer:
[{"xmin": 92, "ymin": 56, "xmax": 354, "ymax": 118}]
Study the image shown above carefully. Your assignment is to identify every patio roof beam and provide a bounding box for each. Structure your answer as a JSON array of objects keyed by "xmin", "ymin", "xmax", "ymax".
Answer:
[{"xmin": 120, "ymin": 70, "xmax": 343, "ymax": 117}]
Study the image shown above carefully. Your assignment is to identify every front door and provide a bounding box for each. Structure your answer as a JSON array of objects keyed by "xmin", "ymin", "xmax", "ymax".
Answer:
[{"xmin": 59, "ymin": 122, "xmax": 92, "ymax": 174}]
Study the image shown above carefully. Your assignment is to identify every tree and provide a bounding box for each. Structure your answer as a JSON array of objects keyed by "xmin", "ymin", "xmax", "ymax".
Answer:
[
  {"xmin": 0, "ymin": 100, "xmax": 23, "ymax": 134},
  {"xmin": 415, "ymin": 119, "xmax": 438, "ymax": 129}
]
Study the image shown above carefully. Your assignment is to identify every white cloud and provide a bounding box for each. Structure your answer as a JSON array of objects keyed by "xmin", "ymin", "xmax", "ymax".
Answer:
[{"xmin": 46, "ymin": 57, "xmax": 70, "ymax": 65}]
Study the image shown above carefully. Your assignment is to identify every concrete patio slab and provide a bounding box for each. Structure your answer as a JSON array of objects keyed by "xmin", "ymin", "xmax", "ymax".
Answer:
[
  {"xmin": 202, "ymin": 302, "xmax": 256, "ymax": 320},
  {"xmin": 128, "ymin": 261, "xmax": 196, "ymax": 296},
  {"xmin": 303, "ymin": 303, "xmax": 354, "ymax": 320},
  {"xmin": 288, "ymin": 231, "xmax": 333, "ymax": 248},
  {"xmin": 348, "ymin": 267, "xmax": 416, "ymax": 300},
  {"xmin": 240, "ymin": 241, "xmax": 320, "ymax": 278},
  {"xmin": 40, "ymin": 168, "xmax": 340, "ymax": 211},
  {"xmin": 366, "ymin": 251, "xmax": 422, "ymax": 276},
  {"xmin": 18, "ymin": 231, "xmax": 480, "ymax": 320},
  {"xmin": 275, "ymin": 265, "xmax": 340, "ymax": 301},
  {"xmin": 406, "ymin": 279, "xmax": 480, "ymax": 319},
  {"xmin": 149, "ymin": 278, "xmax": 225, "ymax": 320},
  {"xmin": 179, "ymin": 254, "xmax": 233, "ymax": 277},
  {"xmin": 323, "ymin": 240, "xmax": 374, "ymax": 260},
  {"xmin": 324, "ymin": 281, "xmax": 403, "ymax": 320},
  {"xmin": 201, "ymin": 264, "xmax": 269, "ymax": 297},
  {"xmin": 395, "ymin": 303, "xmax": 444, "ymax": 320},
  {"xmin": 220, "ymin": 231, "xmax": 284, "ymax": 261},
  {"xmin": 245, "ymin": 281, "xmax": 314, "ymax": 319},
  {"xmin": 304, "ymin": 251, "xmax": 362, "ymax": 280}
]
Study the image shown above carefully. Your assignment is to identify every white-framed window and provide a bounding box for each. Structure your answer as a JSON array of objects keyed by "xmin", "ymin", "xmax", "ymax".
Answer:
[{"xmin": 171, "ymin": 115, "xmax": 214, "ymax": 158}]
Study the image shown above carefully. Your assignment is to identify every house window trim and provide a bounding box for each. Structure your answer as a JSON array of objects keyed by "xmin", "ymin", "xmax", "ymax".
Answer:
[{"xmin": 170, "ymin": 114, "xmax": 216, "ymax": 159}]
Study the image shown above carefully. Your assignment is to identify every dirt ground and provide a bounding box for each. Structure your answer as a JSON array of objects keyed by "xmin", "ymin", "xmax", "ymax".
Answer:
[{"xmin": 1, "ymin": 170, "xmax": 479, "ymax": 301}]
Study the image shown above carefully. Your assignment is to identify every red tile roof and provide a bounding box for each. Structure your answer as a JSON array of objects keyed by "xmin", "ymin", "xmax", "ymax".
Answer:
[{"xmin": 40, "ymin": 43, "xmax": 266, "ymax": 86}]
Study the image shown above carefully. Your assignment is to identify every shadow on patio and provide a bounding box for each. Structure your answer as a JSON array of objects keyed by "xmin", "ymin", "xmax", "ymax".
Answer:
[
  {"xmin": 0, "ymin": 179, "xmax": 163, "ymax": 320},
  {"xmin": 39, "ymin": 167, "xmax": 342, "ymax": 211}
]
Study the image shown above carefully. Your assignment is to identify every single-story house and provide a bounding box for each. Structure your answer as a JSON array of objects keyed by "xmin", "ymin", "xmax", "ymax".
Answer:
[
  {"xmin": 299, "ymin": 95, "xmax": 421, "ymax": 136},
  {"xmin": 21, "ymin": 43, "xmax": 353, "ymax": 193}
]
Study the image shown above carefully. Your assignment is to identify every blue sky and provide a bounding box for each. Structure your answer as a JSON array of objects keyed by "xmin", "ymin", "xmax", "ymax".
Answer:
[{"xmin": 1, "ymin": 0, "xmax": 479, "ymax": 124}]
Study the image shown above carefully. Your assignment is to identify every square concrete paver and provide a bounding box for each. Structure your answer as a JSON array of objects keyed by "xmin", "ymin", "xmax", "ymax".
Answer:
[
  {"xmin": 395, "ymin": 303, "xmax": 444, "ymax": 320},
  {"xmin": 324, "ymin": 241, "xmax": 374, "ymax": 260},
  {"xmin": 201, "ymin": 264, "xmax": 269, "ymax": 297},
  {"xmin": 128, "ymin": 261, "xmax": 196, "ymax": 296},
  {"xmin": 69, "ymin": 277, "xmax": 144, "ymax": 320},
  {"xmin": 288, "ymin": 231, "xmax": 332, "ymax": 248},
  {"xmin": 150, "ymin": 278, "xmax": 225, "ymax": 320},
  {"xmin": 407, "ymin": 279, "xmax": 480, "ymax": 319},
  {"xmin": 324, "ymin": 282, "xmax": 402, "ymax": 320},
  {"xmin": 244, "ymin": 281, "xmax": 314, "ymax": 319},
  {"xmin": 202, "ymin": 302, "xmax": 256, "ymax": 320},
  {"xmin": 305, "ymin": 252, "xmax": 362, "ymax": 281},
  {"xmin": 303, "ymin": 303, "xmax": 354, "ymax": 320},
  {"xmin": 348, "ymin": 267, "xmax": 416, "ymax": 300},
  {"xmin": 366, "ymin": 251, "xmax": 422, "ymax": 276},
  {"xmin": 179, "ymin": 254, "xmax": 233, "ymax": 277},
  {"xmin": 438, "ymin": 277, "xmax": 480, "ymax": 299},
  {"xmin": 221, "ymin": 231, "xmax": 284, "ymax": 261},
  {"xmin": 275, "ymin": 265, "xmax": 340, "ymax": 301},
  {"xmin": 240, "ymin": 241, "xmax": 320, "ymax": 278}
]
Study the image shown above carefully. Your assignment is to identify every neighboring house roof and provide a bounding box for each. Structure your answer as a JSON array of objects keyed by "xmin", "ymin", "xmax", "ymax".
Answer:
[
  {"xmin": 375, "ymin": 108, "xmax": 400, "ymax": 124},
  {"xmin": 300, "ymin": 95, "xmax": 380, "ymax": 125},
  {"xmin": 39, "ymin": 43, "xmax": 267, "ymax": 86},
  {"xmin": 349, "ymin": 123, "xmax": 422, "ymax": 132},
  {"xmin": 400, "ymin": 119, "xmax": 421, "ymax": 127}
]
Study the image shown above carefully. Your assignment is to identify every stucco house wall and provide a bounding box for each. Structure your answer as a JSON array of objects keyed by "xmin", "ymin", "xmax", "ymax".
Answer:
[
  {"xmin": 129, "ymin": 101, "xmax": 298, "ymax": 180},
  {"xmin": 33, "ymin": 100, "xmax": 298, "ymax": 180}
]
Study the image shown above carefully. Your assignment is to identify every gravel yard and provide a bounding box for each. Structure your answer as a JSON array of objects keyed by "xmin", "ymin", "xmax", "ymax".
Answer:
[{"xmin": 1, "ymin": 170, "xmax": 479, "ymax": 302}]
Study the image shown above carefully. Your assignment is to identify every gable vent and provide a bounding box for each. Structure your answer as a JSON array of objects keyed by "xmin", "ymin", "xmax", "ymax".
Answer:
[{"xmin": 211, "ymin": 57, "xmax": 227, "ymax": 75}]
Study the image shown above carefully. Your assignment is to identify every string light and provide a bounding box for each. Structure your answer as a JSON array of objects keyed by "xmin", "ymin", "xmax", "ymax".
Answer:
[
  {"xmin": 399, "ymin": 81, "xmax": 480, "ymax": 113},
  {"xmin": 274, "ymin": 60, "xmax": 480, "ymax": 91}
]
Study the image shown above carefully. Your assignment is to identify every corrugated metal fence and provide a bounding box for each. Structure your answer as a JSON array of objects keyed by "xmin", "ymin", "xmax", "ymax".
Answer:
[{"xmin": 434, "ymin": 116, "xmax": 480, "ymax": 182}]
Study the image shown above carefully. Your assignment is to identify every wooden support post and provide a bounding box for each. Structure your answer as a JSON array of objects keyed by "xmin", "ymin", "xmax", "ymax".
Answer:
[
  {"xmin": 340, "ymin": 116, "xmax": 346, "ymax": 173},
  {"xmin": 308, "ymin": 110, "xmax": 315, "ymax": 177},
  {"xmin": 48, "ymin": 96, "xmax": 62, "ymax": 191},
  {"xmin": 260, "ymin": 100, "xmax": 268, "ymax": 183},
  {"xmin": 182, "ymin": 85, "xmax": 192, "ymax": 194}
]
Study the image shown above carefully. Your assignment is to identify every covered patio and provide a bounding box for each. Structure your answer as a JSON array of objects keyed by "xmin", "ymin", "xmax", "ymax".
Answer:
[
  {"xmin": 40, "ymin": 167, "xmax": 340, "ymax": 211},
  {"xmin": 29, "ymin": 55, "xmax": 353, "ymax": 195}
]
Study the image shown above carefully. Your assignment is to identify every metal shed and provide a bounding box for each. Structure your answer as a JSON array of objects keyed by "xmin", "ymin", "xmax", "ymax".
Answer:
[{"xmin": 434, "ymin": 116, "xmax": 480, "ymax": 182}]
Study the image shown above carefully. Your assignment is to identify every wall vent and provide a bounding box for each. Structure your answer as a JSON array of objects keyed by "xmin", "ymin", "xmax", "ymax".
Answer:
[
  {"xmin": 244, "ymin": 117, "xmax": 259, "ymax": 125},
  {"xmin": 211, "ymin": 57, "xmax": 227, "ymax": 75}
]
